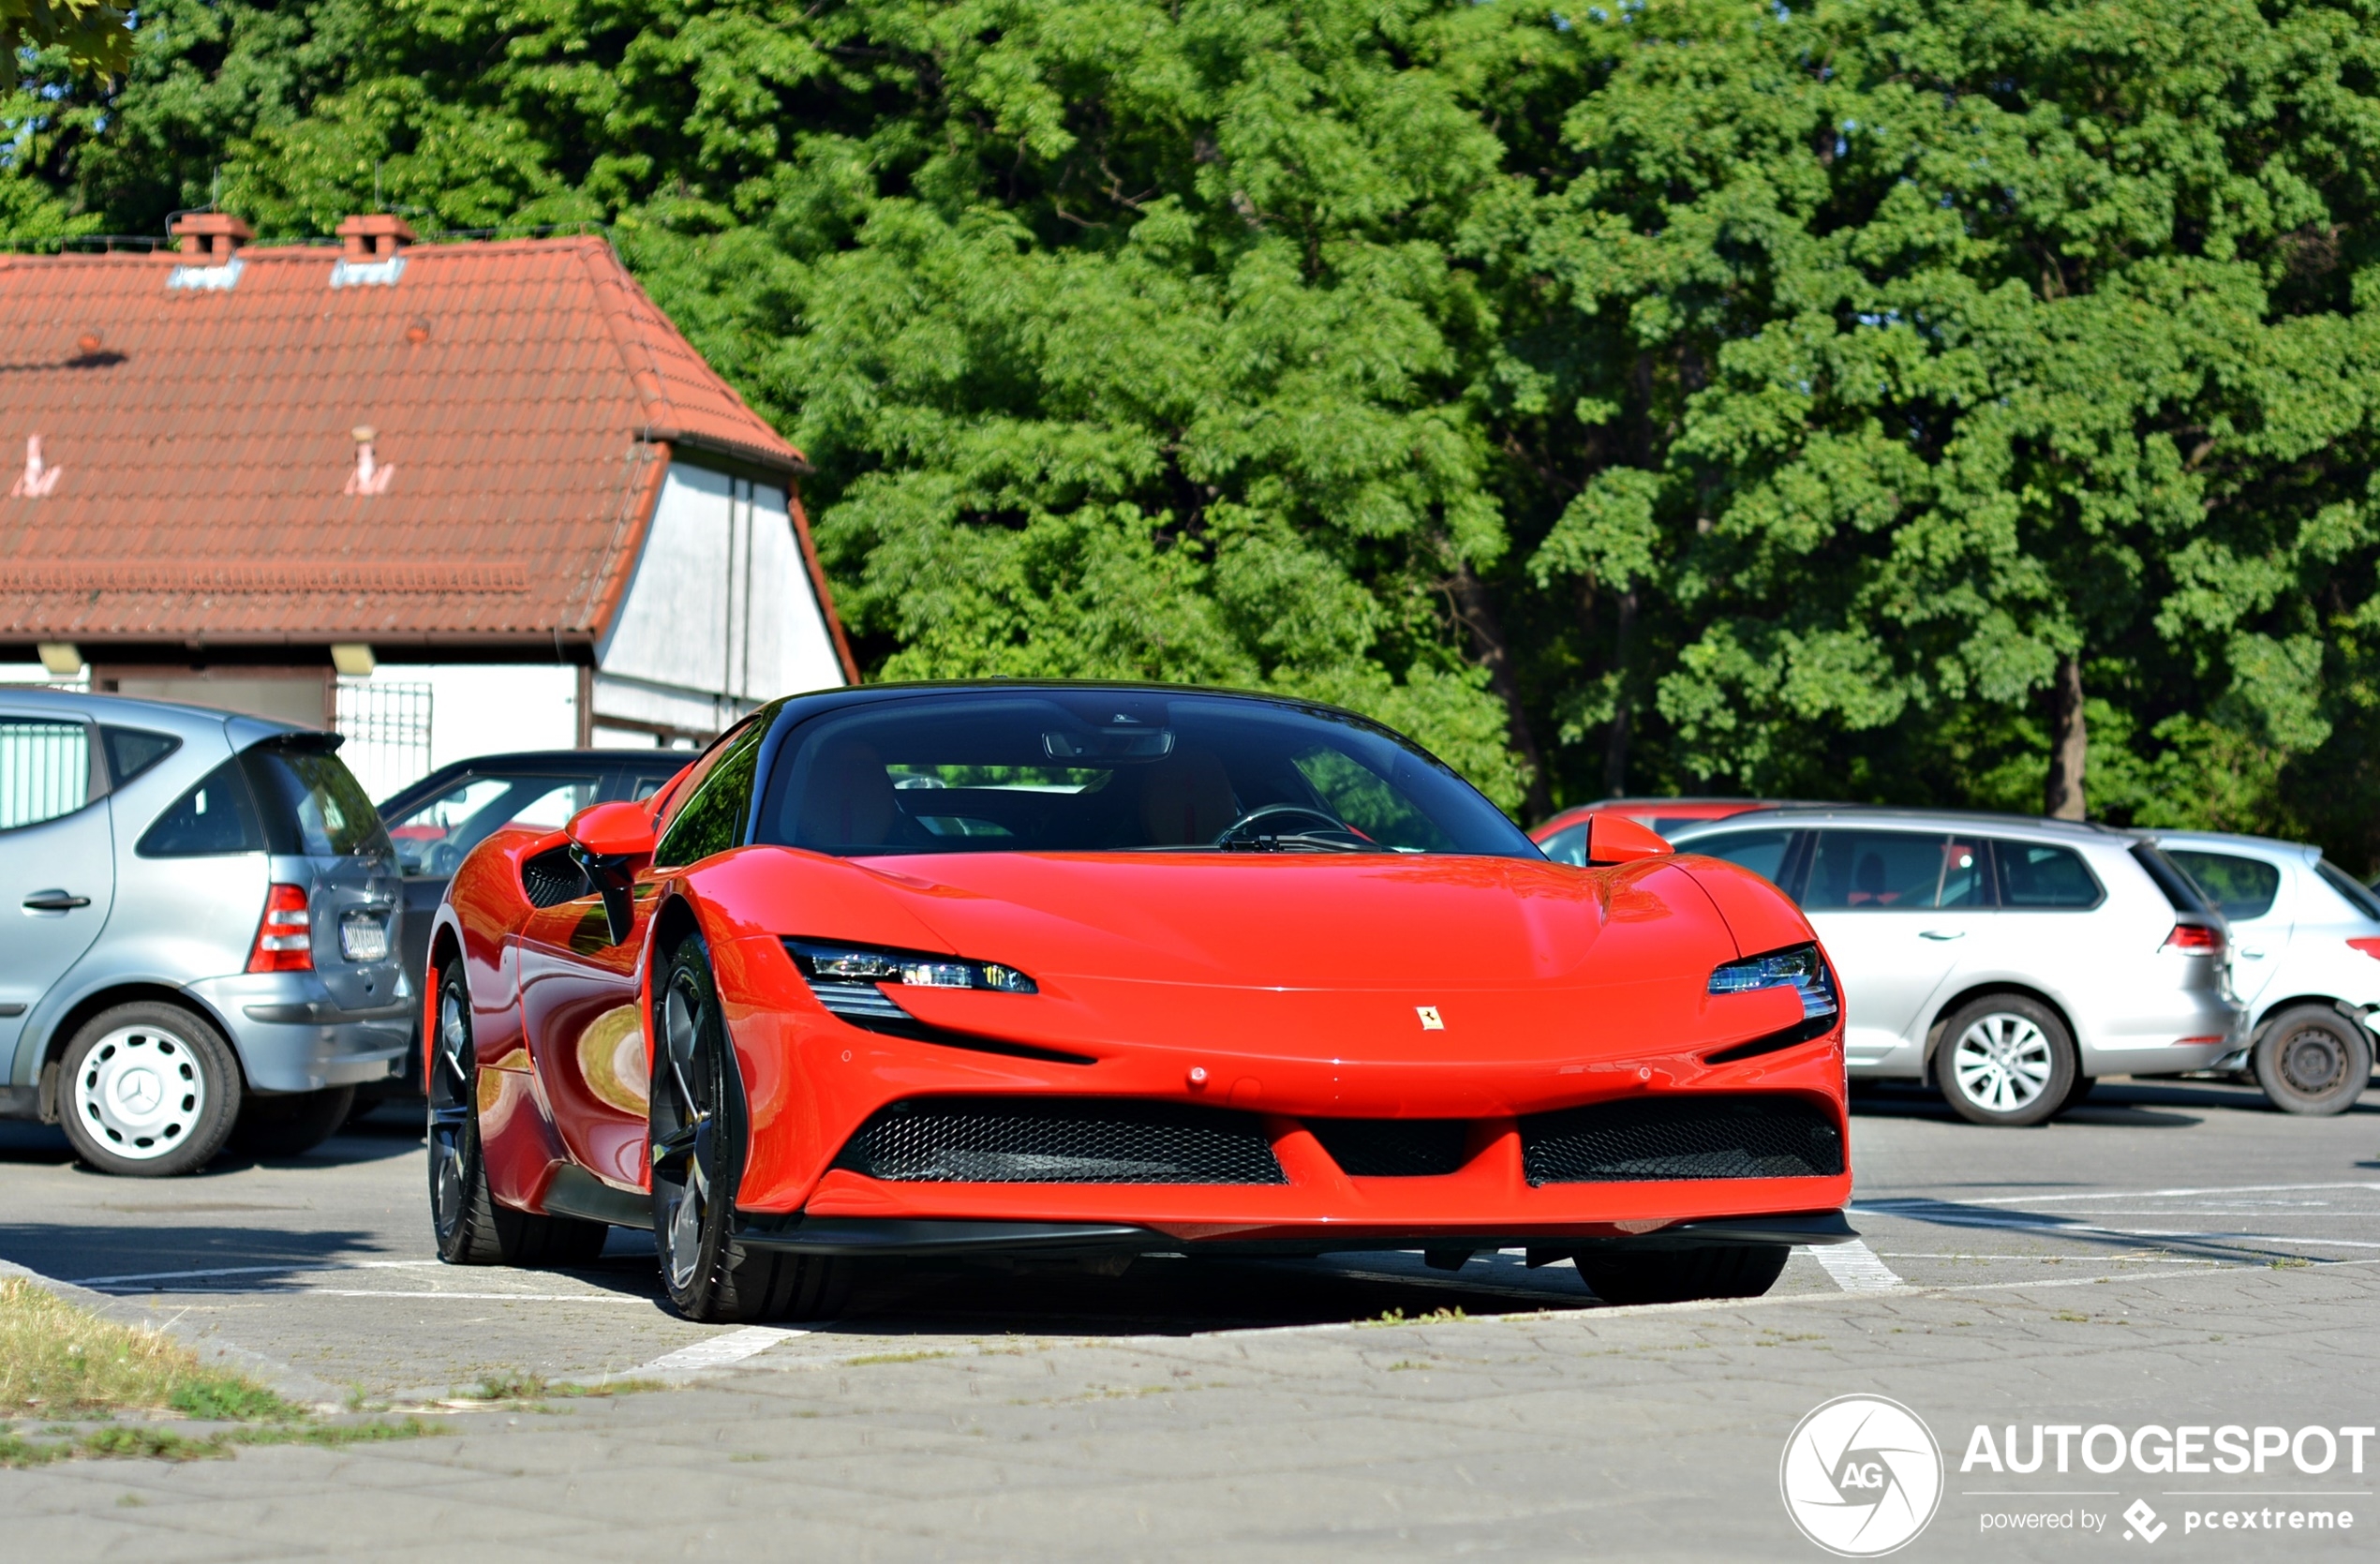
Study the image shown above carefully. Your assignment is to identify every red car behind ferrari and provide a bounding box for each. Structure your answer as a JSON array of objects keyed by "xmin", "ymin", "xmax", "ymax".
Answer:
[{"xmin": 424, "ymin": 683, "xmax": 1854, "ymax": 1321}]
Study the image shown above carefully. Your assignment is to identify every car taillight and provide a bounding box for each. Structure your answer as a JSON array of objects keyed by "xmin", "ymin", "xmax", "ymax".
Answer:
[
  {"xmin": 248, "ymin": 883, "xmax": 313, "ymax": 972},
  {"xmin": 2163, "ymin": 923, "xmax": 2223, "ymax": 955},
  {"xmin": 2350, "ymin": 938, "xmax": 2380, "ymax": 961}
]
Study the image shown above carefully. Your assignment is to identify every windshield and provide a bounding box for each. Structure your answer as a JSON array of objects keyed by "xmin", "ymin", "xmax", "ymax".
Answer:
[
  {"xmin": 386, "ymin": 772, "xmax": 604, "ymax": 876},
  {"xmin": 753, "ymin": 692, "xmax": 1538, "ymax": 858}
]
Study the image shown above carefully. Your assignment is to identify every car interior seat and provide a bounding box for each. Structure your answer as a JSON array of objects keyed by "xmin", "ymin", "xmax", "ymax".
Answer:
[
  {"xmin": 1137, "ymin": 750, "xmax": 1239, "ymax": 846},
  {"xmin": 795, "ymin": 741, "xmax": 904, "ymax": 851}
]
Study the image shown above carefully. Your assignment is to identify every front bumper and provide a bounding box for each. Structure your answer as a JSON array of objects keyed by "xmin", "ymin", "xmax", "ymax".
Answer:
[
  {"xmin": 189, "ymin": 974, "xmax": 413, "ymax": 1094},
  {"xmin": 731, "ymin": 1208, "xmax": 1862, "ymax": 1258}
]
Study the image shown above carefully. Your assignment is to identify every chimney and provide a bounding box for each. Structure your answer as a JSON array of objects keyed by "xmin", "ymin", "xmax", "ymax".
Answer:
[
  {"xmin": 170, "ymin": 212, "xmax": 254, "ymax": 264},
  {"xmin": 336, "ymin": 214, "xmax": 418, "ymax": 261}
]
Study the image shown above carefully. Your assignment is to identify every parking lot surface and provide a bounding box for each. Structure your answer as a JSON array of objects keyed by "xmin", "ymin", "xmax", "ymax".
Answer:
[{"xmin": 3, "ymin": 1078, "xmax": 2376, "ymax": 1557}]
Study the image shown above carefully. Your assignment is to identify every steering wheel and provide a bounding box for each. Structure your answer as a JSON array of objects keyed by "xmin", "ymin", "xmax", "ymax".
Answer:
[
  {"xmin": 1212, "ymin": 804, "xmax": 1379, "ymax": 853},
  {"xmin": 424, "ymin": 841, "xmax": 465, "ymax": 877}
]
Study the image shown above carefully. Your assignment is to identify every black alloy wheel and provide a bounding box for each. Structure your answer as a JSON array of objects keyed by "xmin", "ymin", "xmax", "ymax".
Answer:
[
  {"xmin": 650, "ymin": 935, "xmax": 852, "ymax": 1323},
  {"xmin": 1572, "ymin": 1244, "xmax": 1790, "ymax": 1305},
  {"xmin": 2253, "ymin": 1005, "xmax": 2373, "ymax": 1116},
  {"xmin": 427, "ymin": 964, "xmax": 607, "ymax": 1266}
]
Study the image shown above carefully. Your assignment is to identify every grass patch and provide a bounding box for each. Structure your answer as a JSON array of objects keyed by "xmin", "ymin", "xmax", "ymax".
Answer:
[
  {"xmin": 841, "ymin": 1349, "xmax": 956, "ymax": 1366},
  {"xmin": 0, "ymin": 1278, "xmax": 433, "ymax": 1467},
  {"xmin": 1359, "ymin": 1306, "xmax": 1469, "ymax": 1329},
  {"xmin": 454, "ymin": 1371, "xmax": 665, "ymax": 1408},
  {"xmin": 0, "ymin": 1278, "xmax": 301, "ymax": 1422}
]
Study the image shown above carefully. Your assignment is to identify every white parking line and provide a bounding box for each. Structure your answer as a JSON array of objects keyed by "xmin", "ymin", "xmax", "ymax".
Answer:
[
  {"xmin": 1804, "ymin": 1239, "xmax": 1905, "ymax": 1291},
  {"xmin": 69, "ymin": 1260, "xmax": 444, "ymax": 1287},
  {"xmin": 634, "ymin": 1325, "xmax": 809, "ymax": 1373},
  {"xmin": 1949, "ymin": 1182, "xmax": 2380, "ymax": 1204}
]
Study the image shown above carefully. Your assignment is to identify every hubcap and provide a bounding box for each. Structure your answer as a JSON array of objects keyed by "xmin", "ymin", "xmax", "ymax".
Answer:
[
  {"xmin": 654, "ymin": 973, "xmax": 717, "ymax": 1291},
  {"xmin": 76, "ymin": 1025, "xmax": 205, "ymax": 1158},
  {"xmin": 426, "ymin": 986, "xmax": 475, "ymax": 1237},
  {"xmin": 2277, "ymin": 1028, "xmax": 2346, "ymax": 1096},
  {"xmin": 1951, "ymin": 1013, "xmax": 2053, "ymax": 1112}
]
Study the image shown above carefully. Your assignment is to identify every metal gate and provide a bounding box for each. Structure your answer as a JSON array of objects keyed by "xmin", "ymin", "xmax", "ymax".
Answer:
[{"xmin": 335, "ymin": 679, "xmax": 434, "ymax": 802}]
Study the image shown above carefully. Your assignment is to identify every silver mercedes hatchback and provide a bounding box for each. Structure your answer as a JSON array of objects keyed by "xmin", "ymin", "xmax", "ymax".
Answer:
[
  {"xmin": 0, "ymin": 688, "xmax": 410, "ymax": 1175},
  {"xmin": 1668, "ymin": 809, "xmax": 2245, "ymax": 1125}
]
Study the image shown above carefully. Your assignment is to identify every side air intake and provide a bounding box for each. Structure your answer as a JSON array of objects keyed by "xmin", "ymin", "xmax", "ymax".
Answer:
[
  {"xmin": 1520, "ymin": 1094, "xmax": 1842, "ymax": 1184},
  {"xmin": 834, "ymin": 1097, "xmax": 1287, "ymax": 1184}
]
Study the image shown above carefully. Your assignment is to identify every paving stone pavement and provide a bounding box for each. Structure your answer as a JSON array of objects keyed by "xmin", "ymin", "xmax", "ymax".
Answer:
[{"xmin": 3, "ymin": 1079, "xmax": 2375, "ymax": 1558}]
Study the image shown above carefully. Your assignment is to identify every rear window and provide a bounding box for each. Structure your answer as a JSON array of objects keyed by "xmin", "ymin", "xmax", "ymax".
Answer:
[
  {"xmin": 2315, "ymin": 859, "xmax": 2380, "ymax": 922},
  {"xmin": 2167, "ymin": 849, "xmax": 2281, "ymax": 921},
  {"xmin": 2131, "ymin": 842, "xmax": 2216, "ymax": 916},
  {"xmin": 240, "ymin": 744, "xmax": 392, "ymax": 857},
  {"xmin": 1995, "ymin": 842, "xmax": 2105, "ymax": 909}
]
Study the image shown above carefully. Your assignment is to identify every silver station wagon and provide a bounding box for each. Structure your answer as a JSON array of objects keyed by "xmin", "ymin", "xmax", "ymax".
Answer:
[
  {"xmin": 0, "ymin": 689, "xmax": 410, "ymax": 1175},
  {"xmin": 1669, "ymin": 809, "xmax": 2243, "ymax": 1126}
]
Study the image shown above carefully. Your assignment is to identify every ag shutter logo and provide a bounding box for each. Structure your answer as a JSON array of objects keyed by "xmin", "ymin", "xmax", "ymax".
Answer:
[
  {"xmin": 2123, "ymin": 1499, "xmax": 2167, "ymax": 1543},
  {"xmin": 1781, "ymin": 1394, "xmax": 1945, "ymax": 1557}
]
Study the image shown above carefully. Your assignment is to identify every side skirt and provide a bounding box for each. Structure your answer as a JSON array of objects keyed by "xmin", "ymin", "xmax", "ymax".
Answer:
[{"xmin": 541, "ymin": 1164, "xmax": 654, "ymax": 1229}]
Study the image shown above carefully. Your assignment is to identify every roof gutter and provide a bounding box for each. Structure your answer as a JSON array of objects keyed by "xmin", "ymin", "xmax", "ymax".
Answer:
[{"xmin": 637, "ymin": 426, "xmax": 812, "ymax": 477}]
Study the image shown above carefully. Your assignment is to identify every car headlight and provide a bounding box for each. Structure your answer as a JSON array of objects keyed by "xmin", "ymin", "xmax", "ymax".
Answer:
[
  {"xmin": 784, "ymin": 939, "xmax": 1036, "ymax": 1026},
  {"xmin": 1708, "ymin": 943, "xmax": 1837, "ymax": 1020}
]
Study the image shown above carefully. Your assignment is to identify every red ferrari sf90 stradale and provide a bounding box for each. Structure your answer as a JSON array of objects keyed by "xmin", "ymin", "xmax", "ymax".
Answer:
[{"xmin": 424, "ymin": 683, "xmax": 1855, "ymax": 1321}]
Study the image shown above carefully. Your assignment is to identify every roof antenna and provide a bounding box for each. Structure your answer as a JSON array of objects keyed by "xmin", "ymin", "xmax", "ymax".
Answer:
[
  {"xmin": 10, "ymin": 435, "xmax": 63, "ymax": 499},
  {"xmin": 345, "ymin": 425, "xmax": 394, "ymax": 497}
]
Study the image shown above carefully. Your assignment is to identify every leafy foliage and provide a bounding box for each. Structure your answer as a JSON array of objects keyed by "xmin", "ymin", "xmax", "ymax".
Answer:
[{"xmin": 7, "ymin": 0, "xmax": 2380, "ymax": 858}]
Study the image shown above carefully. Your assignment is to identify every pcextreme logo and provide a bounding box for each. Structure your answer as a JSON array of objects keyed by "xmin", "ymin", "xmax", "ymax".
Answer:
[{"xmin": 1780, "ymin": 1394, "xmax": 1946, "ymax": 1557}]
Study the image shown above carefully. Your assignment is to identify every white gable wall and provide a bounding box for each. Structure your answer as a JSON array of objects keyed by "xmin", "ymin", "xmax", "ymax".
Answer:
[{"xmin": 593, "ymin": 460, "xmax": 847, "ymax": 737}]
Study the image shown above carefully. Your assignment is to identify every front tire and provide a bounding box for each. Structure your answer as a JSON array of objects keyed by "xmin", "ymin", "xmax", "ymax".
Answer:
[
  {"xmin": 650, "ymin": 935, "xmax": 851, "ymax": 1323},
  {"xmin": 1573, "ymin": 1244, "xmax": 1789, "ymax": 1305},
  {"xmin": 2253, "ymin": 1006, "xmax": 2372, "ymax": 1116},
  {"xmin": 1935, "ymin": 996, "xmax": 2075, "ymax": 1126},
  {"xmin": 427, "ymin": 964, "xmax": 607, "ymax": 1267},
  {"xmin": 59, "ymin": 1003, "xmax": 242, "ymax": 1177}
]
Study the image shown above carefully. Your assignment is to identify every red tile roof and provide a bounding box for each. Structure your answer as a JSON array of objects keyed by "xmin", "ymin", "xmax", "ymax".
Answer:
[{"xmin": 0, "ymin": 234, "xmax": 816, "ymax": 651}]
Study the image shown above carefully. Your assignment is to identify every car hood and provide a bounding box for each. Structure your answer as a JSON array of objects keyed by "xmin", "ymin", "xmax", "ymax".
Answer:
[
  {"xmin": 712, "ymin": 847, "xmax": 1745, "ymax": 991},
  {"xmin": 695, "ymin": 847, "xmax": 1810, "ymax": 1089}
]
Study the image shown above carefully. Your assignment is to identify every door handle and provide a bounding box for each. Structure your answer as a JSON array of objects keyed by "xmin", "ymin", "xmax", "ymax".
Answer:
[
  {"xmin": 22, "ymin": 890, "xmax": 91, "ymax": 912},
  {"xmin": 1918, "ymin": 929, "xmax": 1966, "ymax": 942},
  {"xmin": 2239, "ymin": 947, "xmax": 2266, "ymax": 959}
]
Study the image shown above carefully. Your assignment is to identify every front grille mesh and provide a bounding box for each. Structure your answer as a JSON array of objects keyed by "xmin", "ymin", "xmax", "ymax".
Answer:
[
  {"xmin": 520, "ymin": 847, "xmax": 589, "ymax": 908},
  {"xmin": 1306, "ymin": 1118, "xmax": 1470, "ymax": 1177},
  {"xmin": 1521, "ymin": 1094, "xmax": 1842, "ymax": 1184},
  {"xmin": 835, "ymin": 1097, "xmax": 1286, "ymax": 1184}
]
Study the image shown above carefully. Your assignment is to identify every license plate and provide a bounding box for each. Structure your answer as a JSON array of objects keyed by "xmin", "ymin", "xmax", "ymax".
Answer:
[{"xmin": 339, "ymin": 912, "xmax": 389, "ymax": 962}]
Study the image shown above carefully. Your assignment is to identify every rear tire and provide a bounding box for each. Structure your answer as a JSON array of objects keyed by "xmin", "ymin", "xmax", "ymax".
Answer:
[
  {"xmin": 1934, "ymin": 995, "xmax": 2075, "ymax": 1126},
  {"xmin": 231, "ymin": 1086, "xmax": 357, "ymax": 1158},
  {"xmin": 1573, "ymin": 1244, "xmax": 1789, "ymax": 1305},
  {"xmin": 427, "ymin": 964, "xmax": 608, "ymax": 1267},
  {"xmin": 650, "ymin": 934, "xmax": 851, "ymax": 1323},
  {"xmin": 2253, "ymin": 1006, "xmax": 2372, "ymax": 1116},
  {"xmin": 58, "ymin": 1003, "xmax": 242, "ymax": 1178}
]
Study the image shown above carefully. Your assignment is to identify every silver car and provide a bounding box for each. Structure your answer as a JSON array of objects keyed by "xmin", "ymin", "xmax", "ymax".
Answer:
[
  {"xmin": 2154, "ymin": 830, "xmax": 2380, "ymax": 1115},
  {"xmin": 0, "ymin": 689, "xmax": 410, "ymax": 1175},
  {"xmin": 1668, "ymin": 809, "xmax": 2243, "ymax": 1125}
]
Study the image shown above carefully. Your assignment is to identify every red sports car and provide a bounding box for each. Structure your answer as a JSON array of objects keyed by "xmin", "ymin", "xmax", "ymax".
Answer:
[{"xmin": 424, "ymin": 683, "xmax": 1854, "ymax": 1321}]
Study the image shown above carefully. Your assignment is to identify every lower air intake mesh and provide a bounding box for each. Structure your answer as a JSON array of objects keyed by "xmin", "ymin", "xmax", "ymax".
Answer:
[
  {"xmin": 1305, "ymin": 1118, "xmax": 1470, "ymax": 1177},
  {"xmin": 1520, "ymin": 1094, "xmax": 1842, "ymax": 1184},
  {"xmin": 835, "ymin": 1097, "xmax": 1286, "ymax": 1184}
]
